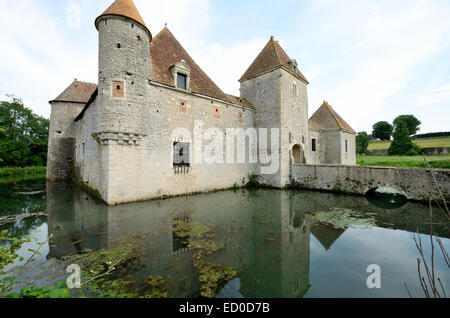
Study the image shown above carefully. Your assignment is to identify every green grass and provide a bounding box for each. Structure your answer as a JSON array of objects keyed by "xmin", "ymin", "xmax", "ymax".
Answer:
[
  {"xmin": 368, "ymin": 137, "xmax": 450, "ymax": 150},
  {"xmin": 0, "ymin": 166, "xmax": 46, "ymax": 178},
  {"xmin": 357, "ymin": 155, "xmax": 450, "ymax": 169}
]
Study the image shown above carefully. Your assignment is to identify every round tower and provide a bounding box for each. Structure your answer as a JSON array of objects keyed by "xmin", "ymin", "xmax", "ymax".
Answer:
[{"xmin": 95, "ymin": 0, "xmax": 152, "ymax": 138}]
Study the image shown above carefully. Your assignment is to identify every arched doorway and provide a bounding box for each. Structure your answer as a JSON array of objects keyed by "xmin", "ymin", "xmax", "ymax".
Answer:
[{"xmin": 292, "ymin": 144, "xmax": 304, "ymax": 164}]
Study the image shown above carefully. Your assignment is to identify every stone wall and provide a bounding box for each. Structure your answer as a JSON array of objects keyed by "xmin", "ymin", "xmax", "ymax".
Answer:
[
  {"xmin": 239, "ymin": 68, "xmax": 310, "ymax": 187},
  {"xmin": 291, "ymin": 164, "xmax": 450, "ymax": 201},
  {"xmin": 368, "ymin": 147, "xmax": 450, "ymax": 156},
  {"xmin": 367, "ymin": 149, "xmax": 388, "ymax": 156},
  {"xmin": 240, "ymin": 69, "xmax": 282, "ymax": 187},
  {"xmin": 73, "ymin": 99, "xmax": 106, "ymax": 199},
  {"xmin": 47, "ymin": 101, "xmax": 85, "ymax": 180},
  {"xmin": 306, "ymin": 130, "xmax": 356, "ymax": 166},
  {"xmin": 341, "ymin": 131, "xmax": 356, "ymax": 165},
  {"xmin": 308, "ymin": 131, "xmax": 322, "ymax": 164},
  {"xmin": 97, "ymin": 16, "xmax": 151, "ymax": 135},
  {"xmin": 76, "ymin": 82, "xmax": 258, "ymax": 204},
  {"xmin": 280, "ymin": 69, "xmax": 310, "ymax": 186}
]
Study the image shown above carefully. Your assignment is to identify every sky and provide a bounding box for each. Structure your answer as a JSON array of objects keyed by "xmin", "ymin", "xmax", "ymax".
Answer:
[{"xmin": 0, "ymin": 0, "xmax": 449, "ymax": 134}]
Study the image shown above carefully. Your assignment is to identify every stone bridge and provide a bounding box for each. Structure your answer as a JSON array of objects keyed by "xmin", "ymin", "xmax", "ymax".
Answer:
[{"xmin": 291, "ymin": 164, "xmax": 450, "ymax": 202}]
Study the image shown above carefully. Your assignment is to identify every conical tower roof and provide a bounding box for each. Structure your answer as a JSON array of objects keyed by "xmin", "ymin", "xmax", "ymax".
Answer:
[
  {"xmin": 240, "ymin": 36, "xmax": 308, "ymax": 83},
  {"xmin": 95, "ymin": 0, "xmax": 151, "ymax": 39}
]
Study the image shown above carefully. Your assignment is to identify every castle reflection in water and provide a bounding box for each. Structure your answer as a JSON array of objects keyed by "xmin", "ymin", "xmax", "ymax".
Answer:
[{"xmin": 46, "ymin": 182, "xmax": 449, "ymax": 298}]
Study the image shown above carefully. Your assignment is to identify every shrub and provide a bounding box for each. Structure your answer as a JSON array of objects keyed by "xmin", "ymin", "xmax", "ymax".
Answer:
[
  {"xmin": 389, "ymin": 121, "xmax": 420, "ymax": 156},
  {"xmin": 247, "ymin": 174, "xmax": 260, "ymax": 187}
]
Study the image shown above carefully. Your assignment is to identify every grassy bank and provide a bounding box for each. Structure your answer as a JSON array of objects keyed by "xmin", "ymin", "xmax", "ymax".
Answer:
[
  {"xmin": 357, "ymin": 155, "xmax": 450, "ymax": 169},
  {"xmin": 0, "ymin": 166, "xmax": 46, "ymax": 178},
  {"xmin": 368, "ymin": 137, "xmax": 450, "ymax": 150}
]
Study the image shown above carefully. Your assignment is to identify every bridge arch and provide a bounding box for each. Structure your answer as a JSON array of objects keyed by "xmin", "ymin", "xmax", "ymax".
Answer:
[{"xmin": 365, "ymin": 186, "xmax": 408, "ymax": 209}]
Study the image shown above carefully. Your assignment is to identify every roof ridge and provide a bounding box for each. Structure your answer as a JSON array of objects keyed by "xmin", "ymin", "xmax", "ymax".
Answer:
[
  {"xmin": 271, "ymin": 38, "xmax": 283, "ymax": 66},
  {"xmin": 151, "ymin": 27, "xmax": 167, "ymax": 42},
  {"xmin": 50, "ymin": 80, "xmax": 97, "ymax": 104},
  {"xmin": 240, "ymin": 36, "xmax": 308, "ymax": 83},
  {"xmin": 323, "ymin": 102, "xmax": 344, "ymax": 130},
  {"xmin": 73, "ymin": 79, "xmax": 96, "ymax": 85}
]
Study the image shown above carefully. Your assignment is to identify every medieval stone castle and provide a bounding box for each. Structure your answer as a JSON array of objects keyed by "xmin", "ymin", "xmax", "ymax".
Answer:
[{"xmin": 47, "ymin": 0, "xmax": 356, "ymax": 205}]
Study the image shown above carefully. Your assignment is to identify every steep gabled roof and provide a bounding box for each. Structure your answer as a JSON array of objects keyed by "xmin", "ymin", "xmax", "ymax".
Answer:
[
  {"xmin": 240, "ymin": 37, "xmax": 309, "ymax": 84},
  {"xmin": 95, "ymin": 0, "xmax": 151, "ymax": 38},
  {"xmin": 149, "ymin": 27, "xmax": 235, "ymax": 104},
  {"xmin": 50, "ymin": 80, "xmax": 97, "ymax": 104},
  {"xmin": 309, "ymin": 101, "xmax": 356, "ymax": 134}
]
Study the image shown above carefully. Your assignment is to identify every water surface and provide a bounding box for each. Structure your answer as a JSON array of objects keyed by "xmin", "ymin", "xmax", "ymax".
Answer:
[{"xmin": 1, "ymin": 178, "xmax": 449, "ymax": 298}]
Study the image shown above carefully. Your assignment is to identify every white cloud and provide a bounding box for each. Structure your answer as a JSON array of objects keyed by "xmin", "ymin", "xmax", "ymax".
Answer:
[
  {"xmin": 305, "ymin": 0, "xmax": 450, "ymax": 132},
  {"xmin": 133, "ymin": 0, "xmax": 209, "ymax": 44},
  {"xmin": 2, "ymin": 0, "xmax": 449, "ymax": 134},
  {"xmin": 136, "ymin": 0, "xmax": 265, "ymax": 96},
  {"xmin": 412, "ymin": 78, "xmax": 450, "ymax": 107},
  {"xmin": 0, "ymin": 0, "xmax": 97, "ymax": 118},
  {"xmin": 189, "ymin": 39, "xmax": 268, "ymax": 96},
  {"xmin": 0, "ymin": 0, "xmax": 263, "ymax": 118}
]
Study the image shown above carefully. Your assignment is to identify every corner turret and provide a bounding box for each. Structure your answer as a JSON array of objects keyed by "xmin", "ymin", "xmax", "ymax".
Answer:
[{"xmin": 96, "ymin": 0, "xmax": 152, "ymax": 136}]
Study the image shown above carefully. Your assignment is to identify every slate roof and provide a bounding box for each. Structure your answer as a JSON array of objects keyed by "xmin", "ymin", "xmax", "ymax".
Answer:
[
  {"xmin": 239, "ymin": 37, "xmax": 309, "ymax": 84},
  {"xmin": 308, "ymin": 101, "xmax": 356, "ymax": 134},
  {"xmin": 49, "ymin": 80, "xmax": 97, "ymax": 104},
  {"xmin": 149, "ymin": 27, "xmax": 240, "ymax": 105},
  {"xmin": 95, "ymin": 0, "xmax": 151, "ymax": 38}
]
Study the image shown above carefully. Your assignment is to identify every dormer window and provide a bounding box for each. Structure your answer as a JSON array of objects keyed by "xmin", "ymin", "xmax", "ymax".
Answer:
[
  {"xmin": 177, "ymin": 73, "xmax": 187, "ymax": 90},
  {"xmin": 289, "ymin": 59, "xmax": 298, "ymax": 72},
  {"xmin": 171, "ymin": 60, "xmax": 191, "ymax": 92}
]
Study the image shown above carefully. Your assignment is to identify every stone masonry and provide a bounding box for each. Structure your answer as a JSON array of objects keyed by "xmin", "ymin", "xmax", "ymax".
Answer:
[{"xmin": 47, "ymin": 0, "xmax": 357, "ymax": 205}]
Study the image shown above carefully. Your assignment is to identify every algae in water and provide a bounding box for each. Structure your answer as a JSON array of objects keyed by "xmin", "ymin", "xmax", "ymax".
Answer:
[{"xmin": 310, "ymin": 208, "xmax": 377, "ymax": 229}]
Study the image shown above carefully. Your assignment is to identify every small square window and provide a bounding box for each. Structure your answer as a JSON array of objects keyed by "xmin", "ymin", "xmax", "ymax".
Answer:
[
  {"xmin": 214, "ymin": 106, "xmax": 220, "ymax": 117},
  {"xmin": 112, "ymin": 81, "xmax": 124, "ymax": 98},
  {"xmin": 179, "ymin": 100, "xmax": 186, "ymax": 112},
  {"xmin": 177, "ymin": 73, "xmax": 187, "ymax": 90}
]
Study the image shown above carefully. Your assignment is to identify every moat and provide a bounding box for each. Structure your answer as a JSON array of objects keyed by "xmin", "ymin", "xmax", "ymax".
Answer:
[{"xmin": 1, "ymin": 176, "xmax": 449, "ymax": 298}]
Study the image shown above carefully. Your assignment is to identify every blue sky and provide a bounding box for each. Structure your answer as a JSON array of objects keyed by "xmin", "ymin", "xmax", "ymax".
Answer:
[{"xmin": 0, "ymin": 0, "xmax": 449, "ymax": 134}]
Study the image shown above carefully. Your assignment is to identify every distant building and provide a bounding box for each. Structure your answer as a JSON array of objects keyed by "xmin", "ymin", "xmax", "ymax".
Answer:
[{"xmin": 47, "ymin": 0, "xmax": 356, "ymax": 205}]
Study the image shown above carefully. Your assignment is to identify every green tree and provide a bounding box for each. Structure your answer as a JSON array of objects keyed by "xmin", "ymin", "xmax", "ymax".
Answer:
[
  {"xmin": 372, "ymin": 121, "xmax": 393, "ymax": 141},
  {"xmin": 356, "ymin": 132, "xmax": 370, "ymax": 155},
  {"xmin": 389, "ymin": 121, "xmax": 420, "ymax": 156},
  {"xmin": 0, "ymin": 96, "xmax": 49, "ymax": 167},
  {"xmin": 393, "ymin": 115, "xmax": 421, "ymax": 136}
]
